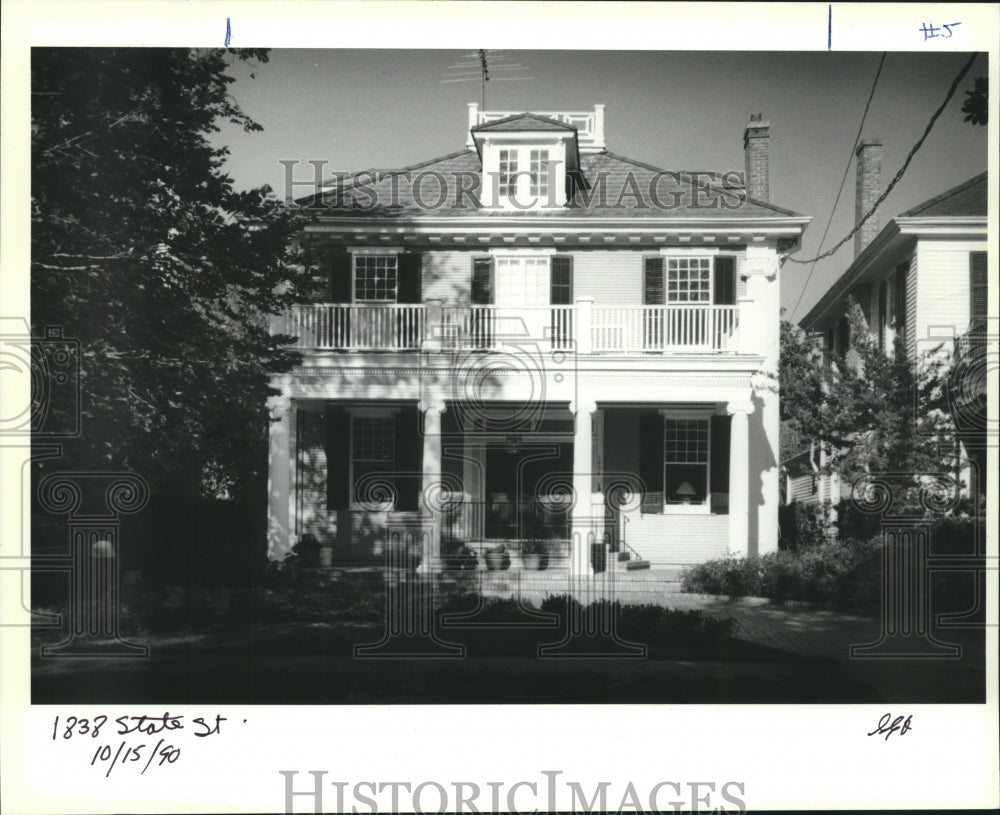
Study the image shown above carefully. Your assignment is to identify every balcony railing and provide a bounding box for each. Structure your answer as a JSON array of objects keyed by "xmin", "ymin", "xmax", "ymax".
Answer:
[
  {"xmin": 592, "ymin": 305, "xmax": 739, "ymax": 353},
  {"xmin": 278, "ymin": 303, "xmax": 740, "ymax": 354}
]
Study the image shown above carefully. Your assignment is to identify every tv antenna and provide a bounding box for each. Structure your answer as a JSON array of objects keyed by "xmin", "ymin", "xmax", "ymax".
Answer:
[{"xmin": 440, "ymin": 50, "xmax": 533, "ymax": 108}]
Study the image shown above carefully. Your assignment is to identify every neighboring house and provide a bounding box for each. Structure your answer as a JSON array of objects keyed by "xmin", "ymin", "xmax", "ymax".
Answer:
[
  {"xmin": 788, "ymin": 143, "xmax": 988, "ymax": 506},
  {"xmin": 267, "ymin": 104, "xmax": 810, "ymax": 573}
]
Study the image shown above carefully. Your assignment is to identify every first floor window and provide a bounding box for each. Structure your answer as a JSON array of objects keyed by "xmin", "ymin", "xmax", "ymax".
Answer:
[
  {"xmin": 354, "ymin": 255, "xmax": 398, "ymax": 302},
  {"xmin": 663, "ymin": 418, "xmax": 709, "ymax": 506}
]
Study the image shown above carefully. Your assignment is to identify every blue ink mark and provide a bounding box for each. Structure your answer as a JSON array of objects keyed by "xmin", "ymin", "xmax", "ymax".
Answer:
[
  {"xmin": 920, "ymin": 21, "xmax": 961, "ymax": 41},
  {"xmin": 225, "ymin": 17, "xmax": 231, "ymax": 48},
  {"xmin": 827, "ymin": 4, "xmax": 832, "ymax": 51}
]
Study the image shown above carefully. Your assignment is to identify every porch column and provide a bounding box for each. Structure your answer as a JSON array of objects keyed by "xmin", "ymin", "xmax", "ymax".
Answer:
[
  {"xmin": 266, "ymin": 393, "xmax": 295, "ymax": 560},
  {"xmin": 419, "ymin": 400, "xmax": 444, "ymax": 571},
  {"xmin": 571, "ymin": 399, "xmax": 597, "ymax": 575},
  {"xmin": 727, "ymin": 400, "xmax": 754, "ymax": 557}
]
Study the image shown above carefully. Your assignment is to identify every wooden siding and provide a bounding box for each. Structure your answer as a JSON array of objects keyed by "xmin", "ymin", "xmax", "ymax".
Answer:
[
  {"xmin": 915, "ymin": 240, "xmax": 984, "ymax": 355},
  {"xmin": 622, "ymin": 512, "xmax": 729, "ymax": 565},
  {"xmin": 787, "ymin": 472, "xmax": 818, "ymax": 504}
]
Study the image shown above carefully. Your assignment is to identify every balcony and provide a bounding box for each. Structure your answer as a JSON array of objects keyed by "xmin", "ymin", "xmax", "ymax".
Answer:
[{"xmin": 277, "ymin": 303, "xmax": 741, "ymax": 354}]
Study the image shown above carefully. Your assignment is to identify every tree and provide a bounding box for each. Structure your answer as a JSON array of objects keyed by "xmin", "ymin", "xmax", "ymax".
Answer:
[
  {"xmin": 780, "ymin": 301, "xmax": 962, "ymax": 499},
  {"xmin": 962, "ymin": 76, "xmax": 988, "ymax": 126},
  {"xmin": 31, "ymin": 48, "xmax": 311, "ymax": 503}
]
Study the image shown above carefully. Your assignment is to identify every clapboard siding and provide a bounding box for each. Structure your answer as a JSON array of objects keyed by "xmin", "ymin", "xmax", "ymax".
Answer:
[
  {"xmin": 573, "ymin": 250, "xmax": 643, "ymax": 304},
  {"xmin": 423, "ymin": 250, "xmax": 473, "ymax": 305},
  {"xmin": 788, "ymin": 473, "xmax": 817, "ymax": 504},
  {"xmin": 915, "ymin": 241, "xmax": 983, "ymax": 351},
  {"xmin": 622, "ymin": 512, "xmax": 730, "ymax": 565}
]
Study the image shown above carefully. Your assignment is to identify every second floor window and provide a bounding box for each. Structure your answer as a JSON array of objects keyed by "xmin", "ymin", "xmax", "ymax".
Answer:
[
  {"xmin": 354, "ymin": 255, "xmax": 398, "ymax": 302},
  {"xmin": 668, "ymin": 257, "xmax": 712, "ymax": 303}
]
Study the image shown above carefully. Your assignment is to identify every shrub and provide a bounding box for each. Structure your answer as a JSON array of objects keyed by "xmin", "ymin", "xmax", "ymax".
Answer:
[
  {"xmin": 682, "ymin": 536, "xmax": 885, "ymax": 614},
  {"xmin": 779, "ymin": 501, "xmax": 834, "ymax": 552}
]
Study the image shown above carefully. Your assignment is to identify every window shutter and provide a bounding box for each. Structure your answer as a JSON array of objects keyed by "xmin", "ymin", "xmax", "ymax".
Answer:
[
  {"xmin": 712, "ymin": 256, "xmax": 736, "ymax": 305},
  {"xmin": 397, "ymin": 253, "xmax": 422, "ymax": 304},
  {"xmin": 471, "ymin": 257, "xmax": 494, "ymax": 304},
  {"xmin": 837, "ymin": 316, "xmax": 850, "ymax": 358},
  {"xmin": 895, "ymin": 264, "xmax": 909, "ymax": 330},
  {"xmin": 639, "ymin": 413, "xmax": 664, "ymax": 513},
  {"xmin": 325, "ymin": 407, "xmax": 349, "ymax": 511},
  {"xmin": 970, "ymin": 252, "xmax": 987, "ymax": 327},
  {"xmin": 550, "ymin": 256, "xmax": 573, "ymax": 305},
  {"xmin": 328, "ymin": 247, "xmax": 352, "ymax": 303},
  {"xmin": 878, "ymin": 281, "xmax": 887, "ymax": 351},
  {"xmin": 394, "ymin": 407, "xmax": 422, "ymax": 511},
  {"xmin": 643, "ymin": 257, "xmax": 665, "ymax": 305},
  {"xmin": 710, "ymin": 415, "xmax": 731, "ymax": 515}
]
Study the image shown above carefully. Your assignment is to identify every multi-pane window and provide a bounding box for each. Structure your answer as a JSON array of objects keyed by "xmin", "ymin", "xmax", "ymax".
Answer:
[
  {"xmin": 354, "ymin": 255, "xmax": 398, "ymax": 302},
  {"xmin": 667, "ymin": 258, "xmax": 711, "ymax": 303},
  {"xmin": 498, "ymin": 149, "xmax": 519, "ymax": 196},
  {"xmin": 353, "ymin": 416, "xmax": 394, "ymax": 462},
  {"xmin": 663, "ymin": 418, "xmax": 709, "ymax": 506},
  {"xmin": 529, "ymin": 149, "xmax": 549, "ymax": 197}
]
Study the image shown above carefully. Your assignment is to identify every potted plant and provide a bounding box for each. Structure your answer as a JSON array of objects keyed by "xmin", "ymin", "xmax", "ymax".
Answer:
[
  {"xmin": 484, "ymin": 543, "xmax": 511, "ymax": 571},
  {"xmin": 520, "ymin": 539, "xmax": 547, "ymax": 571},
  {"xmin": 444, "ymin": 544, "xmax": 478, "ymax": 571}
]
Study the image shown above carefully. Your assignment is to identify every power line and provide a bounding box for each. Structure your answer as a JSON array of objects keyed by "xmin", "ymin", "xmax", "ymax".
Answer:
[
  {"xmin": 787, "ymin": 53, "xmax": 886, "ymax": 321},
  {"xmin": 786, "ymin": 51, "xmax": 979, "ymax": 278}
]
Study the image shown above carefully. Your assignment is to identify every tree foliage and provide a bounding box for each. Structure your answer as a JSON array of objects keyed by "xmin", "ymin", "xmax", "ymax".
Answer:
[
  {"xmin": 962, "ymin": 75, "xmax": 988, "ymax": 126},
  {"xmin": 31, "ymin": 48, "xmax": 311, "ymax": 500},
  {"xmin": 780, "ymin": 303, "xmax": 961, "ymax": 491}
]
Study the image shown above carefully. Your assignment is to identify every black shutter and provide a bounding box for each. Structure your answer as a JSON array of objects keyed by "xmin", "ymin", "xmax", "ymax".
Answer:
[
  {"xmin": 471, "ymin": 257, "xmax": 494, "ymax": 304},
  {"xmin": 710, "ymin": 415, "xmax": 731, "ymax": 515},
  {"xmin": 550, "ymin": 256, "xmax": 573, "ymax": 305},
  {"xmin": 878, "ymin": 281, "xmax": 887, "ymax": 351},
  {"xmin": 712, "ymin": 256, "xmax": 736, "ymax": 305},
  {"xmin": 639, "ymin": 413, "xmax": 664, "ymax": 513},
  {"xmin": 837, "ymin": 315, "xmax": 850, "ymax": 358},
  {"xmin": 895, "ymin": 264, "xmax": 909, "ymax": 330},
  {"xmin": 328, "ymin": 247, "xmax": 352, "ymax": 302},
  {"xmin": 643, "ymin": 257, "xmax": 665, "ymax": 304},
  {"xmin": 397, "ymin": 253, "xmax": 422, "ymax": 304},
  {"xmin": 394, "ymin": 407, "xmax": 422, "ymax": 511},
  {"xmin": 325, "ymin": 407, "xmax": 349, "ymax": 511},
  {"xmin": 970, "ymin": 252, "xmax": 987, "ymax": 327}
]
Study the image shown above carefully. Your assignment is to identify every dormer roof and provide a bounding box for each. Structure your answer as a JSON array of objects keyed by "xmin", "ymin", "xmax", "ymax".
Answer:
[{"xmin": 470, "ymin": 112, "xmax": 578, "ymax": 133}]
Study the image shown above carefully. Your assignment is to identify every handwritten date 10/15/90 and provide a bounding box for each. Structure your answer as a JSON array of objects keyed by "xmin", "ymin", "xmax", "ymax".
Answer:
[{"xmin": 868, "ymin": 713, "xmax": 914, "ymax": 741}]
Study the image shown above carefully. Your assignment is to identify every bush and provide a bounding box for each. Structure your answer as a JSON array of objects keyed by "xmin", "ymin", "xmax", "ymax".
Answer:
[
  {"xmin": 681, "ymin": 537, "xmax": 884, "ymax": 614},
  {"xmin": 779, "ymin": 501, "xmax": 834, "ymax": 552}
]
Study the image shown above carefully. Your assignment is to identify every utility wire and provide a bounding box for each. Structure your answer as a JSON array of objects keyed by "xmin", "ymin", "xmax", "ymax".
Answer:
[
  {"xmin": 786, "ymin": 51, "xmax": 978, "ymax": 274},
  {"xmin": 787, "ymin": 53, "xmax": 887, "ymax": 321}
]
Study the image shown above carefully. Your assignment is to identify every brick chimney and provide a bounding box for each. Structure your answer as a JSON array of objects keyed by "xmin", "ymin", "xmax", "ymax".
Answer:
[
  {"xmin": 743, "ymin": 113, "xmax": 770, "ymax": 203},
  {"xmin": 854, "ymin": 139, "xmax": 883, "ymax": 257}
]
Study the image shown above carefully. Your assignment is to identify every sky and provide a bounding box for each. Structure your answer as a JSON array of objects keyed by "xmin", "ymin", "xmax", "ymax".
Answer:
[{"xmin": 209, "ymin": 49, "xmax": 989, "ymax": 322}]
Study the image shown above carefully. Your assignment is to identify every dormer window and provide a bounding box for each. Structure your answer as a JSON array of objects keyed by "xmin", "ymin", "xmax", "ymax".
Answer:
[
  {"xmin": 498, "ymin": 149, "xmax": 519, "ymax": 196},
  {"xmin": 529, "ymin": 149, "xmax": 550, "ymax": 197}
]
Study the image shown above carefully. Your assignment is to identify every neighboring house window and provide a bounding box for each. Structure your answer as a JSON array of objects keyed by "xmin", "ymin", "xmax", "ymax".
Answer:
[
  {"xmin": 663, "ymin": 418, "xmax": 709, "ymax": 507},
  {"xmin": 667, "ymin": 257, "xmax": 711, "ymax": 303},
  {"xmin": 529, "ymin": 149, "xmax": 550, "ymax": 198},
  {"xmin": 824, "ymin": 328, "xmax": 834, "ymax": 367},
  {"xmin": 498, "ymin": 149, "xmax": 518, "ymax": 196},
  {"xmin": 354, "ymin": 255, "xmax": 398, "ymax": 302},
  {"xmin": 970, "ymin": 252, "xmax": 988, "ymax": 328}
]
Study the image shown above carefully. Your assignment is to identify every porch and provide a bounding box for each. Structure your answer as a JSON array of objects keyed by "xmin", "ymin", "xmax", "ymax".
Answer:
[
  {"xmin": 275, "ymin": 399, "xmax": 759, "ymax": 571},
  {"xmin": 275, "ymin": 302, "xmax": 742, "ymax": 354}
]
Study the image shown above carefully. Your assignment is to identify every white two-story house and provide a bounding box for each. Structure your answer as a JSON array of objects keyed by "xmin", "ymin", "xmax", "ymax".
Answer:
[
  {"xmin": 266, "ymin": 105, "xmax": 810, "ymax": 574},
  {"xmin": 792, "ymin": 141, "xmax": 988, "ymax": 506}
]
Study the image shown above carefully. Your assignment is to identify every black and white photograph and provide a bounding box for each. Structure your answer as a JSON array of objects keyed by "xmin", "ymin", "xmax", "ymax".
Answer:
[{"xmin": 2, "ymin": 2, "xmax": 998, "ymax": 813}]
